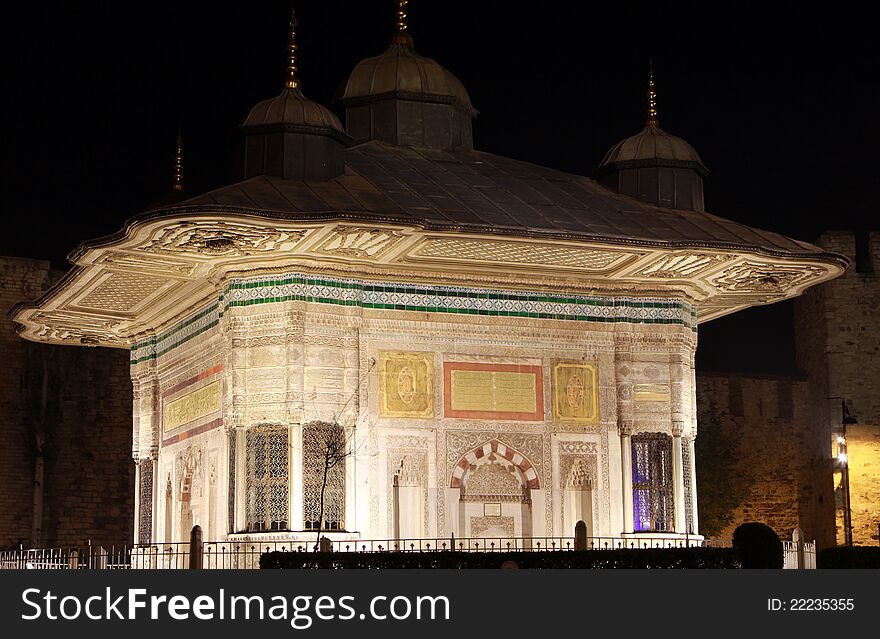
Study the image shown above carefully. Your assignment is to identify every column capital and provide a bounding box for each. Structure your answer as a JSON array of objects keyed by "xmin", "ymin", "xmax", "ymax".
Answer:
[
  {"xmin": 618, "ymin": 419, "xmax": 635, "ymax": 437},
  {"xmin": 671, "ymin": 419, "xmax": 685, "ymax": 437}
]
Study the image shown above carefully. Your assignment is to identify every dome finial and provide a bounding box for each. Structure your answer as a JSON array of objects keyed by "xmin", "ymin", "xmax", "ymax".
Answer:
[
  {"xmin": 392, "ymin": 0, "xmax": 413, "ymax": 45},
  {"xmin": 173, "ymin": 130, "xmax": 184, "ymax": 193},
  {"xmin": 647, "ymin": 60, "xmax": 659, "ymax": 127},
  {"xmin": 285, "ymin": 9, "xmax": 300, "ymax": 89}
]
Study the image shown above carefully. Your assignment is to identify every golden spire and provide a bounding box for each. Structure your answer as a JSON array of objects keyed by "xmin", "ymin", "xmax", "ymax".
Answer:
[
  {"xmin": 392, "ymin": 0, "xmax": 413, "ymax": 45},
  {"xmin": 173, "ymin": 131, "xmax": 184, "ymax": 193},
  {"xmin": 646, "ymin": 60, "xmax": 659, "ymax": 127},
  {"xmin": 285, "ymin": 9, "xmax": 299, "ymax": 89}
]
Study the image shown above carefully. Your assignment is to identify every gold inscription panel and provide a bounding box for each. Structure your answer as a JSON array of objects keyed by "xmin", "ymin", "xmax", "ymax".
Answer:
[
  {"xmin": 443, "ymin": 362, "xmax": 544, "ymax": 420},
  {"xmin": 164, "ymin": 380, "xmax": 221, "ymax": 434},
  {"xmin": 450, "ymin": 371, "xmax": 537, "ymax": 413},
  {"xmin": 552, "ymin": 362, "xmax": 599, "ymax": 422},
  {"xmin": 633, "ymin": 383, "xmax": 670, "ymax": 402},
  {"xmin": 379, "ymin": 351, "xmax": 434, "ymax": 418}
]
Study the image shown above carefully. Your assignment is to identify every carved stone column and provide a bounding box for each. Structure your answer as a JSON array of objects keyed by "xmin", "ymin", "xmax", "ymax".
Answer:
[
  {"xmin": 615, "ymin": 335, "xmax": 635, "ymax": 534},
  {"xmin": 131, "ymin": 368, "xmax": 159, "ymax": 545},
  {"xmin": 671, "ymin": 420, "xmax": 686, "ymax": 534},
  {"xmin": 619, "ymin": 420, "xmax": 634, "ymax": 533}
]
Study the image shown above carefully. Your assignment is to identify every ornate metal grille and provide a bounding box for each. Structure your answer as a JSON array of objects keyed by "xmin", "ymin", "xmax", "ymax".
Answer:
[
  {"xmin": 245, "ymin": 425, "xmax": 289, "ymax": 532},
  {"xmin": 631, "ymin": 433, "xmax": 674, "ymax": 532},
  {"xmin": 682, "ymin": 436, "xmax": 694, "ymax": 533},
  {"xmin": 302, "ymin": 422, "xmax": 346, "ymax": 531},
  {"xmin": 138, "ymin": 459, "xmax": 154, "ymax": 545},
  {"xmin": 228, "ymin": 432, "xmax": 236, "ymax": 534}
]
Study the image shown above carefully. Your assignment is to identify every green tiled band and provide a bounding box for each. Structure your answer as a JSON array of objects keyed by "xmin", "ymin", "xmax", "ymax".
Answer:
[{"xmin": 131, "ymin": 272, "xmax": 697, "ymax": 365}]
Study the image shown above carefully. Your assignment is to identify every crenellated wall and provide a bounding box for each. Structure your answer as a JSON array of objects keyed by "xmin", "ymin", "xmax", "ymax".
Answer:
[
  {"xmin": 794, "ymin": 230, "xmax": 880, "ymax": 545},
  {"xmin": 0, "ymin": 256, "xmax": 133, "ymax": 550},
  {"xmin": 696, "ymin": 372, "xmax": 835, "ymax": 548}
]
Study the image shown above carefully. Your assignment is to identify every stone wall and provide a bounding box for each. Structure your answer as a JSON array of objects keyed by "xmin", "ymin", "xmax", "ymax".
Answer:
[
  {"xmin": 840, "ymin": 424, "xmax": 880, "ymax": 544},
  {"xmin": 696, "ymin": 372, "xmax": 835, "ymax": 549},
  {"xmin": 795, "ymin": 231, "xmax": 880, "ymax": 426},
  {"xmin": 0, "ymin": 256, "xmax": 133, "ymax": 549},
  {"xmin": 794, "ymin": 230, "xmax": 880, "ymax": 546},
  {"xmin": 0, "ymin": 257, "xmax": 51, "ymax": 548}
]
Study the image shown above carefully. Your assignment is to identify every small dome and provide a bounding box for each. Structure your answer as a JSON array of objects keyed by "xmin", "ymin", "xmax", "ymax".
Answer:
[
  {"xmin": 341, "ymin": 40, "xmax": 474, "ymax": 114},
  {"xmin": 243, "ymin": 87, "xmax": 346, "ymax": 133},
  {"xmin": 600, "ymin": 124, "xmax": 707, "ymax": 174}
]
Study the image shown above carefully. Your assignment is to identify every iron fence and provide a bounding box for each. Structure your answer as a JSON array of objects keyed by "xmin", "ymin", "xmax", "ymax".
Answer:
[{"xmin": 1, "ymin": 535, "xmax": 729, "ymax": 570}]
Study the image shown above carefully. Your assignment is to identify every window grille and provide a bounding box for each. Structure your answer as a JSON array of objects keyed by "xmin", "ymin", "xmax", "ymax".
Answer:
[
  {"xmin": 682, "ymin": 436, "xmax": 694, "ymax": 533},
  {"xmin": 302, "ymin": 421, "xmax": 346, "ymax": 531},
  {"xmin": 138, "ymin": 459, "xmax": 154, "ymax": 545},
  {"xmin": 632, "ymin": 432, "xmax": 674, "ymax": 532},
  {"xmin": 245, "ymin": 424, "xmax": 289, "ymax": 532}
]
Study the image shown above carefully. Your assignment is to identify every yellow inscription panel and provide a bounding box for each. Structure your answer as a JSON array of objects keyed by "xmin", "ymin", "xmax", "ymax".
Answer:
[
  {"xmin": 450, "ymin": 370, "xmax": 537, "ymax": 413},
  {"xmin": 633, "ymin": 383, "xmax": 670, "ymax": 402},
  {"xmin": 164, "ymin": 380, "xmax": 221, "ymax": 433},
  {"xmin": 552, "ymin": 362, "xmax": 599, "ymax": 422},
  {"xmin": 379, "ymin": 351, "xmax": 434, "ymax": 418}
]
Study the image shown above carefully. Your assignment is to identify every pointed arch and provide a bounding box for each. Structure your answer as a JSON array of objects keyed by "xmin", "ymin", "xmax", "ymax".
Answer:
[{"xmin": 450, "ymin": 439, "xmax": 540, "ymax": 490}]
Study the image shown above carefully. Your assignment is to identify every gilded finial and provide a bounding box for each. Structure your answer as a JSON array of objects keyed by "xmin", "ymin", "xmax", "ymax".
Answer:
[
  {"xmin": 173, "ymin": 131, "xmax": 184, "ymax": 193},
  {"xmin": 392, "ymin": 0, "xmax": 413, "ymax": 45},
  {"xmin": 646, "ymin": 60, "xmax": 659, "ymax": 127},
  {"xmin": 285, "ymin": 9, "xmax": 299, "ymax": 89}
]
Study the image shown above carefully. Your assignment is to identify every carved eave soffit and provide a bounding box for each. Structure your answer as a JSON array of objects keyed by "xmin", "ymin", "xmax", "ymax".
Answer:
[{"xmin": 10, "ymin": 213, "xmax": 846, "ymax": 347}]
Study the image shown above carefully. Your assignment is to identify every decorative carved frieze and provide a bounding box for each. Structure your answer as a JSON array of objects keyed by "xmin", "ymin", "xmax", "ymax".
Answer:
[
  {"xmin": 31, "ymin": 311, "xmax": 122, "ymax": 345},
  {"xmin": 141, "ymin": 221, "xmax": 304, "ymax": 256},
  {"xmin": 96, "ymin": 251, "xmax": 196, "ymax": 277},
  {"xmin": 712, "ymin": 262, "xmax": 827, "ymax": 293},
  {"xmin": 462, "ymin": 461, "xmax": 522, "ymax": 499},
  {"xmin": 559, "ymin": 441, "xmax": 598, "ymax": 455},
  {"xmin": 315, "ymin": 228, "xmax": 403, "ymax": 258},
  {"xmin": 470, "ymin": 516, "xmax": 515, "ymax": 538},
  {"xmin": 410, "ymin": 238, "xmax": 637, "ymax": 271},
  {"xmin": 634, "ymin": 253, "xmax": 731, "ymax": 278}
]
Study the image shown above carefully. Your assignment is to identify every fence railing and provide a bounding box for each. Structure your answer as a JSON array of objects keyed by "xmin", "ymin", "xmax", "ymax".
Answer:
[
  {"xmin": 1, "ymin": 534, "xmax": 724, "ymax": 570},
  {"xmin": 782, "ymin": 534, "xmax": 817, "ymax": 570},
  {"xmin": 0, "ymin": 528, "xmax": 815, "ymax": 570}
]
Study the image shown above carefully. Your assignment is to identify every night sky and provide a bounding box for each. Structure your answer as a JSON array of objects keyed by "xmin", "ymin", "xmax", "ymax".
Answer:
[{"xmin": 1, "ymin": 2, "xmax": 875, "ymax": 373}]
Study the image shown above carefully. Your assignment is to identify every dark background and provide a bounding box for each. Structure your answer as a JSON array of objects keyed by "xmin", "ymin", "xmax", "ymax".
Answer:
[{"xmin": 0, "ymin": 1, "xmax": 874, "ymax": 373}]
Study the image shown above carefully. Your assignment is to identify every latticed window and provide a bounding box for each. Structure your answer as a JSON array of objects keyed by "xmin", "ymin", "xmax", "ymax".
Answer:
[
  {"xmin": 302, "ymin": 421, "xmax": 346, "ymax": 531},
  {"xmin": 245, "ymin": 424, "xmax": 289, "ymax": 532},
  {"xmin": 632, "ymin": 432, "xmax": 674, "ymax": 532},
  {"xmin": 682, "ymin": 436, "xmax": 694, "ymax": 533},
  {"xmin": 138, "ymin": 459, "xmax": 154, "ymax": 545}
]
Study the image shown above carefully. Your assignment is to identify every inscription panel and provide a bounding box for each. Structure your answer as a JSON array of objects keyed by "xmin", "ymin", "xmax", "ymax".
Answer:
[
  {"xmin": 379, "ymin": 352, "xmax": 434, "ymax": 418},
  {"xmin": 552, "ymin": 362, "xmax": 599, "ymax": 423},
  {"xmin": 443, "ymin": 362, "xmax": 543, "ymax": 421},
  {"xmin": 163, "ymin": 380, "xmax": 221, "ymax": 435},
  {"xmin": 633, "ymin": 383, "xmax": 671, "ymax": 402}
]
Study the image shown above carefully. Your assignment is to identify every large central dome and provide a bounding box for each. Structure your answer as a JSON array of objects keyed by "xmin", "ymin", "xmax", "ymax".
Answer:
[
  {"xmin": 339, "ymin": 23, "xmax": 476, "ymax": 150},
  {"xmin": 341, "ymin": 36, "xmax": 474, "ymax": 113}
]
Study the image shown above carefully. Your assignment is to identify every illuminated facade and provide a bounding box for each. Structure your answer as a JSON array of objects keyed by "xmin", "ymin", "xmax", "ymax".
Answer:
[{"xmin": 11, "ymin": 8, "xmax": 846, "ymax": 547}]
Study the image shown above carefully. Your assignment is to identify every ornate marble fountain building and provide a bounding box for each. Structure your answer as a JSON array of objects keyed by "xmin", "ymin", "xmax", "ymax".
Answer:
[{"xmin": 11, "ymin": 14, "xmax": 846, "ymax": 547}]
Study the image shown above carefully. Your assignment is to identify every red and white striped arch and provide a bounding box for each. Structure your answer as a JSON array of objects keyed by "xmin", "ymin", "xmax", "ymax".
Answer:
[{"xmin": 450, "ymin": 438, "xmax": 540, "ymax": 490}]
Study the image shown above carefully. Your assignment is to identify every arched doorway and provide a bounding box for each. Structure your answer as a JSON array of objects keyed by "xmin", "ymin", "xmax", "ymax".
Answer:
[{"xmin": 451, "ymin": 439, "xmax": 539, "ymax": 541}]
